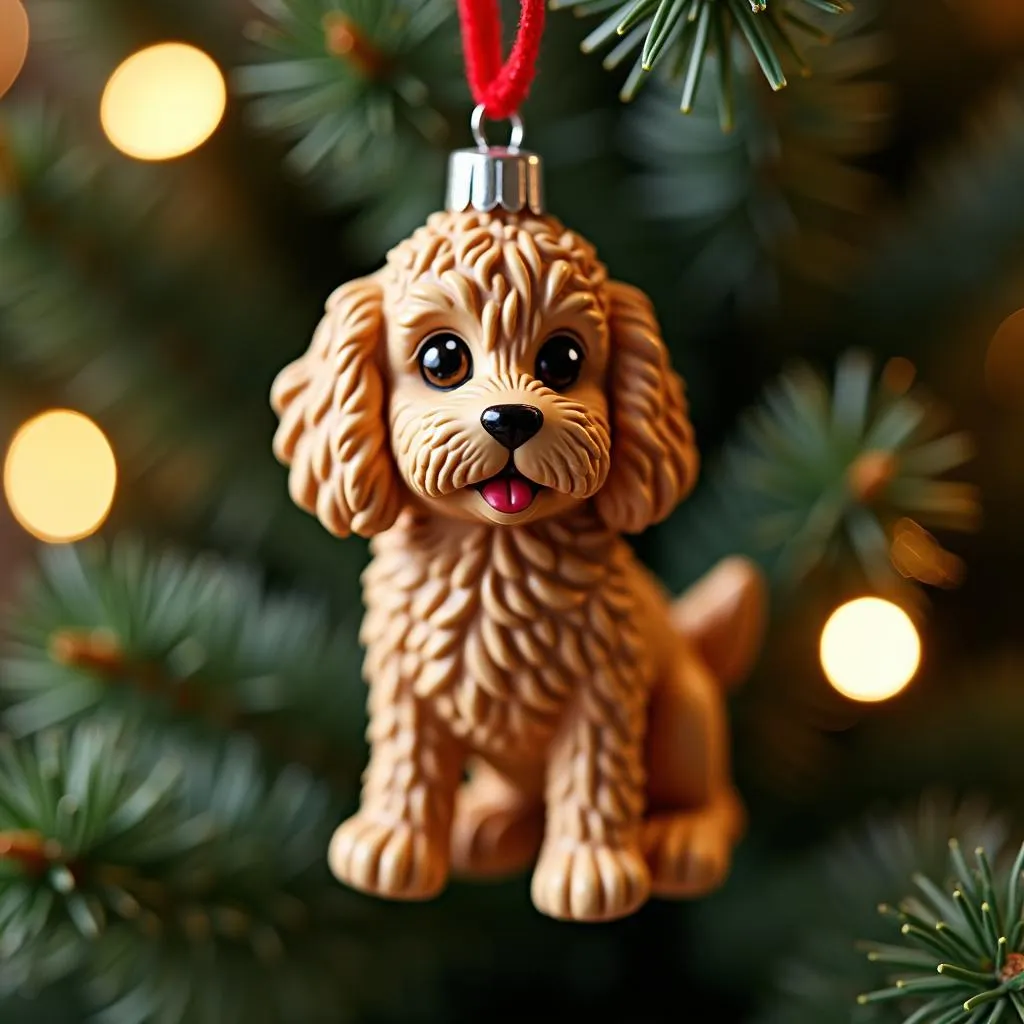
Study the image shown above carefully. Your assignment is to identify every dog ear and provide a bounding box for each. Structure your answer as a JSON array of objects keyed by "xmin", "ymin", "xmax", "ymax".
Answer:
[
  {"xmin": 271, "ymin": 276, "xmax": 403, "ymax": 538},
  {"xmin": 595, "ymin": 281, "xmax": 699, "ymax": 534}
]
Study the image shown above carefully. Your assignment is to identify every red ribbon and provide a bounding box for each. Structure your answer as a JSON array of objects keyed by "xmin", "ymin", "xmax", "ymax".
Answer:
[{"xmin": 456, "ymin": 0, "xmax": 546, "ymax": 121}]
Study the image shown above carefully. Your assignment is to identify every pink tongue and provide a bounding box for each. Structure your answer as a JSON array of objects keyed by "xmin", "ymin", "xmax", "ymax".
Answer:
[{"xmin": 480, "ymin": 477, "xmax": 535, "ymax": 514}]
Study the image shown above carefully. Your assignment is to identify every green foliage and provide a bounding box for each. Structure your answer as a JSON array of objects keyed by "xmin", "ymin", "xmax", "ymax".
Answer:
[
  {"xmin": 235, "ymin": 0, "xmax": 461, "ymax": 230},
  {"xmin": 0, "ymin": 544, "xmax": 619, "ymax": 1024},
  {"xmin": 660, "ymin": 351, "xmax": 978, "ymax": 593},
  {"xmin": 621, "ymin": 0, "xmax": 889, "ymax": 317},
  {"xmin": 0, "ymin": 717, "xmax": 361, "ymax": 1024},
  {"xmin": 0, "ymin": 539, "xmax": 367, "ymax": 784},
  {"xmin": 555, "ymin": 0, "xmax": 851, "ymax": 126},
  {"xmin": 861, "ymin": 840, "xmax": 1024, "ymax": 1024},
  {"xmin": 692, "ymin": 798, "xmax": 1011, "ymax": 1024},
  {"xmin": 0, "ymin": 988, "xmax": 84, "ymax": 1024},
  {"xmin": 0, "ymin": 100, "xmax": 364, "ymax": 599},
  {"xmin": 830, "ymin": 74, "xmax": 1024, "ymax": 359}
]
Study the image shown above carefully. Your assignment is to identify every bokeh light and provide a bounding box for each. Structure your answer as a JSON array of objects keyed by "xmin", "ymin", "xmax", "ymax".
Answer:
[
  {"xmin": 4, "ymin": 410, "xmax": 117, "ymax": 543},
  {"xmin": 880, "ymin": 356, "xmax": 916, "ymax": 397},
  {"xmin": 948, "ymin": 0, "xmax": 1024, "ymax": 50},
  {"xmin": 100, "ymin": 43, "xmax": 226, "ymax": 161},
  {"xmin": 0, "ymin": 0, "xmax": 29, "ymax": 99},
  {"xmin": 986, "ymin": 308, "xmax": 1024, "ymax": 406},
  {"xmin": 891, "ymin": 518, "xmax": 965, "ymax": 589},
  {"xmin": 820, "ymin": 597, "xmax": 921, "ymax": 703}
]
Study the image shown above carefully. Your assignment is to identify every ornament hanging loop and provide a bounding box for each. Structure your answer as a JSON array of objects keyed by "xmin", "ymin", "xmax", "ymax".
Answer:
[
  {"xmin": 446, "ymin": 104, "xmax": 543, "ymax": 215},
  {"xmin": 457, "ymin": 0, "xmax": 546, "ymax": 120},
  {"xmin": 471, "ymin": 104, "xmax": 525, "ymax": 152}
]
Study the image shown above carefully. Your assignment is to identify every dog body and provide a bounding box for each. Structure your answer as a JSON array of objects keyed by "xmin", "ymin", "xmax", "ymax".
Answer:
[
  {"xmin": 271, "ymin": 211, "xmax": 764, "ymax": 921},
  {"xmin": 363, "ymin": 507, "xmax": 653, "ymax": 756}
]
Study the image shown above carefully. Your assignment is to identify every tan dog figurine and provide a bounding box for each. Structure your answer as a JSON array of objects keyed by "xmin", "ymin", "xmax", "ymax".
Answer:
[{"xmin": 271, "ymin": 200, "xmax": 766, "ymax": 922}]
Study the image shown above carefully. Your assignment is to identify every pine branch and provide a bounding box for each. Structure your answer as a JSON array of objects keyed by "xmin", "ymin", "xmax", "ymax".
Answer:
[
  {"xmin": 860, "ymin": 841, "xmax": 1024, "ymax": 1024},
  {"xmin": 555, "ymin": 0, "xmax": 852, "ymax": 124},
  {"xmin": 0, "ymin": 717, "xmax": 378, "ymax": 1024},
  {"xmin": 699, "ymin": 797, "xmax": 1012, "ymax": 1024},
  {"xmin": 236, "ymin": 0, "xmax": 458, "ymax": 168},
  {"xmin": 234, "ymin": 0, "xmax": 461, "ymax": 236},
  {"xmin": 0, "ymin": 539, "xmax": 368, "ymax": 789},
  {"xmin": 620, "ymin": 0, "xmax": 890, "ymax": 318},
  {"xmin": 658, "ymin": 351, "xmax": 978, "ymax": 594},
  {"xmin": 831, "ymin": 72, "xmax": 1024, "ymax": 359}
]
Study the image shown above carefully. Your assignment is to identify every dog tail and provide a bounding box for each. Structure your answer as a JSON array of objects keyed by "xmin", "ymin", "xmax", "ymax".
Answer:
[{"xmin": 670, "ymin": 557, "xmax": 768, "ymax": 692}]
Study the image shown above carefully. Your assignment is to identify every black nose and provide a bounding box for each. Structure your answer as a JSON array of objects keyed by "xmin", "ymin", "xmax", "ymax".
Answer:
[{"xmin": 480, "ymin": 404, "xmax": 544, "ymax": 450}]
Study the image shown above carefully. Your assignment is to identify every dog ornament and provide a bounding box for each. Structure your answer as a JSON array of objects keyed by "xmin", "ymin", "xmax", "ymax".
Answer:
[{"xmin": 271, "ymin": 115, "xmax": 766, "ymax": 922}]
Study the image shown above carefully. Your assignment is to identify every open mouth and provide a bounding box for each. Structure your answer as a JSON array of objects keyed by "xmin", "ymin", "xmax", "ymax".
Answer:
[{"xmin": 475, "ymin": 459, "xmax": 542, "ymax": 514}]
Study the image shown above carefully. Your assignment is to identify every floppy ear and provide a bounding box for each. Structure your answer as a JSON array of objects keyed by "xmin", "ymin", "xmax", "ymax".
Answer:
[
  {"xmin": 271, "ymin": 276, "xmax": 403, "ymax": 538},
  {"xmin": 595, "ymin": 281, "xmax": 699, "ymax": 534}
]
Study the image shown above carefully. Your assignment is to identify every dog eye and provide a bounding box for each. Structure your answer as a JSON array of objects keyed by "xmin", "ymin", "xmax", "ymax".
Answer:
[
  {"xmin": 419, "ymin": 334, "xmax": 473, "ymax": 390},
  {"xmin": 536, "ymin": 334, "xmax": 584, "ymax": 391}
]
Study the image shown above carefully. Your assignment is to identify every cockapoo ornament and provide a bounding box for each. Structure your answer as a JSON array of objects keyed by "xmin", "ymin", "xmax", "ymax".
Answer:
[{"xmin": 270, "ymin": 128, "xmax": 766, "ymax": 922}]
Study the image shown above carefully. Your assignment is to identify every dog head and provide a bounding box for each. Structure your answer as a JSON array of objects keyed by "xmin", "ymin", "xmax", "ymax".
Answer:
[{"xmin": 271, "ymin": 211, "xmax": 698, "ymax": 536}]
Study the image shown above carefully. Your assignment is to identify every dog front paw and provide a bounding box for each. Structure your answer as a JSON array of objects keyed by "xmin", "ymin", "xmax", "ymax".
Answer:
[
  {"xmin": 643, "ymin": 790, "xmax": 744, "ymax": 898},
  {"xmin": 530, "ymin": 839, "xmax": 651, "ymax": 922},
  {"xmin": 328, "ymin": 813, "xmax": 448, "ymax": 900}
]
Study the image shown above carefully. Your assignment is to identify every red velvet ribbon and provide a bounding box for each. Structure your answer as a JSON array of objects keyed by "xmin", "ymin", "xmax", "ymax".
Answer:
[{"xmin": 456, "ymin": 0, "xmax": 546, "ymax": 120}]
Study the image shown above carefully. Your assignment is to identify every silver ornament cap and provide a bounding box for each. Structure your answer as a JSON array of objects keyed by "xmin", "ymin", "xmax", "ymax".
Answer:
[{"xmin": 446, "ymin": 106, "xmax": 544, "ymax": 215}]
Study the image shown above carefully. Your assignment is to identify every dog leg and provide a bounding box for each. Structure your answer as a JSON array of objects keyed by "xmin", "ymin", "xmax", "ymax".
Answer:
[
  {"xmin": 531, "ymin": 681, "xmax": 651, "ymax": 923},
  {"xmin": 450, "ymin": 758, "xmax": 545, "ymax": 879},
  {"xmin": 643, "ymin": 644, "xmax": 745, "ymax": 898},
  {"xmin": 329, "ymin": 687, "xmax": 463, "ymax": 901}
]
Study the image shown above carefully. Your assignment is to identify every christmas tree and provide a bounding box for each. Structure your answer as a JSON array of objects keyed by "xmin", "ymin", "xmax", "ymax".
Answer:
[{"xmin": 1, "ymin": 0, "xmax": 1023, "ymax": 1020}]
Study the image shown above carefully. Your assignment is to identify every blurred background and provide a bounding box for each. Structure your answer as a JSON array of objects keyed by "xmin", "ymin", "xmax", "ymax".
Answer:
[{"xmin": 2, "ymin": 1, "xmax": 1024, "ymax": 1022}]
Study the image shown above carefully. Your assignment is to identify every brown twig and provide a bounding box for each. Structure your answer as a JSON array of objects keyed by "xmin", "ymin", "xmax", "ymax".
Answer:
[
  {"xmin": 323, "ymin": 13, "xmax": 392, "ymax": 79},
  {"xmin": 0, "ymin": 830, "xmax": 61, "ymax": 876},
  {"xmin": 847, "ymin": 450, "xmax": 898, "ymax": 504},
  {"xmin": 47, "ymin": 628, "xmax": 361, "ymax": 789},
  {"xmin": 1002, "ymin": 952, "xmax": 1024, "ymax": 982},
  {"xmin": 49, "ymin": 628, "xmax": 237, "ymax": 722}
]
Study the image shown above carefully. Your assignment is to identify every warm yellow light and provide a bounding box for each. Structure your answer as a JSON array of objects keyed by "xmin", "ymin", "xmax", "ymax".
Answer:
[
  {"xmin": 0, "ymin": 0, "xmax": 30, "ymax": 99},
  {"xmin": 820, "ymin": 597, "xmax": 921, "ymax": 703},
  {"xmin": 4, "ymin": 410, "xmax": 117, "ymax": 543},
  {"xmin": 986, "ymin": 309, "xmax": 1024, "ymax": 406},
  {"xmin": 100, "ymin": 43, "xmax": 226, "ymax": 161}
]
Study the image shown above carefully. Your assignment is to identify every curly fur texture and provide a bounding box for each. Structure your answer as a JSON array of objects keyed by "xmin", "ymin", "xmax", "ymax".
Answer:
[
  {"xmin": 596, "ymin": 282, "xmax": 698, "ymax": 532},
  {"xmin": 271, "ymin": 210, "xmax": 761, "ymax": 922},
  {"xmin": 271, "ymin": 277, "xmax": 402, "ymax": 537}
]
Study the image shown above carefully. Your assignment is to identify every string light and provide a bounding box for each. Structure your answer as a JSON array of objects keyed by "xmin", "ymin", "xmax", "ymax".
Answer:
[
  {"xmin": 947, "ymin": 0, "xmax": 1024, "ymax": 50},
  {"xmin": 890, "ymin": 518, "xmax": 965, "ymax": 589},
  {"xmin": 819, "ymin": 597, "xmax": 921, "ymax": 703},
  {"xmin": 100, "ymin": 43, "xmax": 226, "ymax": 161},
  {"xmin": 0, "ymin": 0, "xmax": 29, "ymax": 99},
  {"xmin": 880, "ymin": 356, "xmax": 916, "ymax": 396},
  {"xmin": 3, "ymin": 410, "xmax": 117, "ymax": 543},
  {"xmin": 986, "ymin": 308, "xmax": 1024, "ymax": 406}
]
